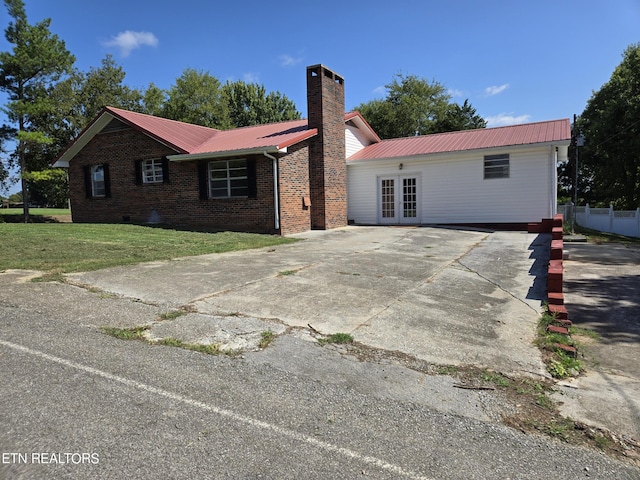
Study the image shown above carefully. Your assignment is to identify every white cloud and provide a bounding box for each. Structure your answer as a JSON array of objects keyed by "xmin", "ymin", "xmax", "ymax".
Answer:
[
  {"xmin": 104, "ymin": 31, "xmax": 159, "ymax": 57},
  {"xmin": 485, "ymin": 113, "xmax": 532, "ymax": 127},
  {"xmin": 243, "ymin": 72, "xmax": 259, "ymax": 83},
  {"xmin": 447, "ymin": 88, "xmax": 464, "ymax": 98},
  {"xmin": 278, "ymin": 54, "xmax": 302, "ymax": 67},
  {"xmin": 372, "ymin": 85, "xmax": 386, "ymax": 96},
  {"xmin": 484, "ymin": 84, "xmax": 509, "ymax": 97}
]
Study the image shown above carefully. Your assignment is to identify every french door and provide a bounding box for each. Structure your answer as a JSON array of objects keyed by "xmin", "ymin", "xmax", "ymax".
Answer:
[{"xmin": 378, "ymin": 175, "xmax": 419, "ymax": 224}]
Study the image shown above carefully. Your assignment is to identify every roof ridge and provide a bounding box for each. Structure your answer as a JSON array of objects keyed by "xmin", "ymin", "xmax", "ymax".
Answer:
[{"xmin": 220, "ymin": 117, "xmax": 307, "ymax": 132}]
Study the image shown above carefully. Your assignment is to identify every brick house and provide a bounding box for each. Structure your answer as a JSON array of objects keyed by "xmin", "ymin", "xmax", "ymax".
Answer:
[
  {"xmin": 55, "ymin": 64, "xmax": 571, "ymax": 234},
  {"xmin": 55, "ymin": 65, "xmax": 362, "ymax": 235}
]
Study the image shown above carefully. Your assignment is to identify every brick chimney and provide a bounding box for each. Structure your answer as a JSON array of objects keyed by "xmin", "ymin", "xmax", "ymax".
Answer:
[{"xmin": 306, "ymin": 65, "xmax": 347, "ymax": 230}]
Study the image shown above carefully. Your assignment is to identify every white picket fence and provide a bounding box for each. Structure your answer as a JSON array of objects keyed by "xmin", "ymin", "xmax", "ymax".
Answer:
[{"xmin": 559, "ymin": 204, "xmax": 640, "ymax": 238}]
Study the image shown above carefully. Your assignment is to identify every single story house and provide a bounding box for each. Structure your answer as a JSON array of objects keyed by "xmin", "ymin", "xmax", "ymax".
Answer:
[{"xmin": 54, "ymin": 64, "xmax": 571, "ymax": 235}]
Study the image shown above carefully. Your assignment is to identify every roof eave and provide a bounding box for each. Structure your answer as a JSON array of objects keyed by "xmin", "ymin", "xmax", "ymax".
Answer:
[
  {"xmin": 345, "ymin": 112, "xmax": 381, "ymax": 143},
  {"xmin": 52, "ymin": 109, "xmax": 114, "ymax": 166},
  {"xmin": 52, "ymin": 108, "xmax": 188, "ymax": 166},
  {"xmin": 277, "ymin": 128, "xmax": 317, "ymax": 149},
  {"xmin": 168, "ymin": 146, "xmax": 288, "ymax": 162},
  {"xmin": 168, "ymin": 128, "xmax": 318, "ymax": 161}
]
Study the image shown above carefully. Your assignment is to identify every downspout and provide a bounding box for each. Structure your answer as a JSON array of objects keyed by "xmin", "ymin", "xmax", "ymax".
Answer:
[{"xmin": 263, "ymin": 151, "xmax": 280, "ymax": 232}]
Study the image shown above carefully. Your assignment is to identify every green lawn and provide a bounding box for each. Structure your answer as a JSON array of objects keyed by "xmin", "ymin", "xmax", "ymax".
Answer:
[
  {"xmin": 0, "ymin": 207, "xmax": 71, "ymax": 217},
  {"xmin": 0, "ymin": 223, "xmax": 295, "ymax": 273}
]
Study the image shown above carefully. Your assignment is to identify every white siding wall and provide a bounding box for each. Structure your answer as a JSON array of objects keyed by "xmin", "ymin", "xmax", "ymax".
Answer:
[
  {"xmin": 345, "ymin": 125, "xmax": 372, "ymax": 158},
  {"xmin": 347, "ymin": 146, "xmax": 555, "ymax": 225}
]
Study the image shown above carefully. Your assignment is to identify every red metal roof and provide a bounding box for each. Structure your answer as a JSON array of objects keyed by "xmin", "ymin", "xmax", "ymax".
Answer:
[
  {"xmin": 347, "ymin": 119, "xmax": 571, "ymax": 161},
  {"xmin": 107, "ymin": 106, "xmax": 316, "ymax": 155},
  {"xmin": 107, "ymin": 107, "xmax": 220, "ymax": 153}
]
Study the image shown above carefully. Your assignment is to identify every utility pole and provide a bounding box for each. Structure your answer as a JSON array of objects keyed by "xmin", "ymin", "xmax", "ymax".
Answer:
[{"xmin": 572, "ymin": 114, "xmax": 585, "ymax": 234}]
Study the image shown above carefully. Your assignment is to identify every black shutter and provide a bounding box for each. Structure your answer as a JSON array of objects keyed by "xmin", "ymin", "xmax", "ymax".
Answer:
[
  {"xmin": 84, "ymin": 165, "xmax": 92, "ymax": 198},
  {"xmin": 198, "ymin": 162, "xmax": 209, "ymax": 200},
  {"xmin": 162, "ymin": 157, "xmax": 170, "ymax": 184},
  {"xmin": 247, "ymin": 158, "xmax": 257, "ymax": 199},
  {"xmin": 103, "ymin": 163, "xmax": 111, "ymax": 198},
  {"xmin": 134, "ymin": 160, "xmax": 142, "ymax": 185}
]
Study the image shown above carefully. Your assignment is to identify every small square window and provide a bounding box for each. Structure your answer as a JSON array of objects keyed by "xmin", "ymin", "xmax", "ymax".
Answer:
[
  {"xmin": 484, "ymin": 154, "xmax": 510, "ymax": 179},
  {"xmin": 142, "ymin": 159, "xmax": 163, "ymax": 183}
]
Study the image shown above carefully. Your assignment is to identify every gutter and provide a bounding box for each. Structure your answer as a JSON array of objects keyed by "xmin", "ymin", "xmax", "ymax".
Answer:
[
  {"xmin": 263, "ymin": 151, "xmax": 280, "ymax": 232},
  {"xmin": 168, "ymin": 146, "xmax": 287, "ymax": 162}
]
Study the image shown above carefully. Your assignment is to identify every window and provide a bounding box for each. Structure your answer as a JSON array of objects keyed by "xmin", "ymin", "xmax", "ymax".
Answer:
[
  {"xmin": 91, "ymin": 165, "xmax": 106, "ymax": 197},
  {"xmin": 484, "ymin": 154, "xmax": 510, "ymax": 179},
  {"xmin": 84, "ymin": 164, "xmax": 110, "ymax": 198},
  {"xmin": 208, "ymin": 159, "xmax": 248, "ymax": 198},
  {"xmin": 142, "ymin": 158, "xmax": 163, "ymax": 183},
  {"xmin": 135, "ymin": 158, "xmax": 168, "ymax": 185}
]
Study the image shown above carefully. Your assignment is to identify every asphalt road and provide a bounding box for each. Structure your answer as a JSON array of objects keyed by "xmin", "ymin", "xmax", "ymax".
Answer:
[{"xmin": 1, "ymin": 276, "xmax": 638, "ymax": 479}]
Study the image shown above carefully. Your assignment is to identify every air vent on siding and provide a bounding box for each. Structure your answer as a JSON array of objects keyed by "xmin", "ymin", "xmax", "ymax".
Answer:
[{"xmin": 99, "ymin": 118, "xmax": 131, "ymax": 134}]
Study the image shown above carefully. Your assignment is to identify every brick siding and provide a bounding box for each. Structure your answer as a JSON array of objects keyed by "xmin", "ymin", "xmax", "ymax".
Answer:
[{"xmin": 70, "ymin": 128, "xmax": 282, "ymax": 233}]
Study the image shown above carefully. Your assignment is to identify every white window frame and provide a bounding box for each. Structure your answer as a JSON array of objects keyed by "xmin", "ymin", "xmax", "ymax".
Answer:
[
  {"xmin": 208, "ymin": 159, "xmax": 248, "ymax": 198},
  {"xmin": 91, "ymin": 165, "xmax": 106, "ymax": 197},
  {"xmin": 484, "ymin": 154, "xmax": 510, "ymax": 179},
  {"xmin": 142, "ymin": 158, "xmax": 163, "ymax": 184}
]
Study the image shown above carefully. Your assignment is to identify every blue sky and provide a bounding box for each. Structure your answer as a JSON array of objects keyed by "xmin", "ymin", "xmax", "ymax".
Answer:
[{"xmin": 1, "ymin": 0, "xmax": 639, "ymax": 194}]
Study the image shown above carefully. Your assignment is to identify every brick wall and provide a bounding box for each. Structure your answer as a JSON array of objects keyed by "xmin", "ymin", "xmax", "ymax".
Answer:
[
  {"xmin": 307, "ymin": 65, "xmax": 347, "ymax": 230},
  {"xmin": 69, "ymin": 128, "xmax": 279, "ymax": 233},
  {"xmin": 278, "ymin": 142, "xmax": 312, "ymax": 235}
]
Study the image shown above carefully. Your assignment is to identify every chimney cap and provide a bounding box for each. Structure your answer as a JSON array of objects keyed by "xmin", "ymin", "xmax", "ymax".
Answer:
[{"xmin": 307, "ymin": 64, "xmax": 344, "ymax": 83}]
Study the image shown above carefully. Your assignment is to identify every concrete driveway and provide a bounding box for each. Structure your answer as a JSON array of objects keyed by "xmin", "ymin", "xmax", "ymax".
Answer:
[
  {"xmin": 554, "ymin": 242, "xmax": 640, "ymax": 440},
  {"xmin": 69, "ymin": 226, "xmax": 549, "ymax": 377}
]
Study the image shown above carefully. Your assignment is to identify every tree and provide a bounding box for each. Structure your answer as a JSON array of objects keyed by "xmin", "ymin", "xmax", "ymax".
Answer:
[
  {"xmin": 0, "ymin": 0, "xmax": 75, "ymax": 221},
  {"xmin": 73, "ymin": 55, "xmax": 143, "ymax": 120},
  {"xmin": 23, "ymin": 168, "xmax": 67, "ymax": 207},
  {"xmin": 222, "ymin": 80, "xmax": 300, "ymax": 127},
  {"xmin": 23, "ymin": 55, "xmax": 144, "ymax": 206},
  {"xmin": 433, "ymin": 99, "xmax": 487, "ymax": 132},
  {"xmin": 141, "ymin": 82, "xmax": 166, "ymax": 117},
  {"xmin": 161, "ymin": 68, "xmax": 231, "ymax": 129},
  {"xmin": 353, "ymin": 74, "xmax": 485, "ymax": 139},
  {"xmin": 0, "ymin": 124, "xmax": 14, "ymax": 187},
  {"xmin": 576, "ymin": 43, "xmax": 640, "ymax": 209}
]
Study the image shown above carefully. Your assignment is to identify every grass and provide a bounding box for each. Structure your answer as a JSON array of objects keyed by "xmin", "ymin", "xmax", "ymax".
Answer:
[
  {"xmin": 101, "ymin": 325, "xmax": 149, "ymax": 340},
  {"xmin": 159, "ymin": 310, "xmax": 187, "ymax": 321},
  {"xmin": 259, "ymin": 330, "xmax": 275, "ymax": 349},
  {"xmin": 278, "ymin": 269, "xmax": 297, "ymax": 276},
  {"xmin": 0, "ymin": 207, "xmax": 71, "ymax": 218},
  {"xmin": 0, "ymin": 223, "xmax": 295, "ymax": 274},
  {"xmin": 318, "ymin": 332, "xmax": 354, "ymax": 345},
  {"xmin": 101, "ymin": 326, "xmax": 222, "ymax": 355},
  {"xmin": 155, "ymin": 337, "xmax": 221, "ymax": 355},
  {"xmin": 573, "ymin": 224, "xmax": 640, "ymax": 245},
  {"xmin": 535, "ymin": 312, "xmax": 590, "ymax": 379},
  {"xmin": 479, "ymin": 370, "xmax": 510, "ymax": 387}
]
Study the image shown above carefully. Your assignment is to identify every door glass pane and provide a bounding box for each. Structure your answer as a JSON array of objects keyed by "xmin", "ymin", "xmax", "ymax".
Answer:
[
  {"xmin": 403, "ymin": 178, "xmax": 417, "ymax": 218},
  {"xmin": 381, "ymin": 179, "xmax": 395, "ymax": 218}
]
